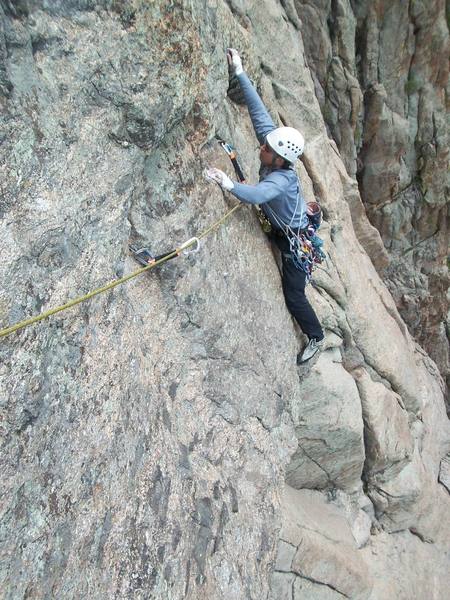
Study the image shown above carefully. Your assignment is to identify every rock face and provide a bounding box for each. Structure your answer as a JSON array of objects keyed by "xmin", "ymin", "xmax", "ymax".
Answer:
[
  {"xmin": 0, "ymin": 2, "xmax": 449, "ymax": 600},
  {"xmin": 298, "ymin": 0, "xmax": 450, "ymax": 391}
]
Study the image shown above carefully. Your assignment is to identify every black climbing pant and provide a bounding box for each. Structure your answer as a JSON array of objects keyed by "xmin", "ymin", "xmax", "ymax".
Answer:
[{"xmin": 270, "ymin": 231, "xmax": 324, "ymax": 341}]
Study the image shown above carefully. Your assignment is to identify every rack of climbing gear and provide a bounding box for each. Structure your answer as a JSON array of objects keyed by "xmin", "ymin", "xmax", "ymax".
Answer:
[
  {"xmin": 267, "ymin": 198, "xmax": 326, "ymax": 282},
  {"xmin": 289, "ymin": 201, "xmax": 326, "ymax": 281}
]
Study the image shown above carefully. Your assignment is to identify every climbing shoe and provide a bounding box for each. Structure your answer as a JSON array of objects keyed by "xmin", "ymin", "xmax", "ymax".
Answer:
[
  {"xmin": 129, "ymin": 245, "xmax": 155, "ymax": 267},
  {"xmin": 297, "ymin": 338, "xmax": 324, "ymax": 364}
]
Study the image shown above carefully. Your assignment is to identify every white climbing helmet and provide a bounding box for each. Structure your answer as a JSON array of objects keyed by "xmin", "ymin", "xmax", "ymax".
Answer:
[{"xmin": 266, "ymin": 127, "xmax": 305, "ymax": 162}]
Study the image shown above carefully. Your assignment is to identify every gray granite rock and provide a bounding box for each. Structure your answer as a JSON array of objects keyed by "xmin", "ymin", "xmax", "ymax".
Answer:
[
  {"xmin": 286, "ymin": 351, "xmax": 365, "ymax": 492},
  {"xmin": 276, "ymin": 486, "xmax": 373, "ymax": 599},
  {"xmin": 1, "ymin": 2, "xmax": 449, "ymax": 600}
]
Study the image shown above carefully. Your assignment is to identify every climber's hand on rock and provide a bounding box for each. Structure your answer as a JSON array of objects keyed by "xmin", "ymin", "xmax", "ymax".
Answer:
[
  {"xmin": 227, "ymin": 48, "xmax": 243, "ymax": 75},
  {"xmin": 204, "ymin": 167, "xmax": 234, "ymax": 191}
]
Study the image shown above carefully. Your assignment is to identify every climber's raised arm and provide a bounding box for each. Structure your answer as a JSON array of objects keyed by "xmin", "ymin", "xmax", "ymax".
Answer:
[{"xmin": 227, "ymin": 48, "xmax": 275, "ymax": 144}]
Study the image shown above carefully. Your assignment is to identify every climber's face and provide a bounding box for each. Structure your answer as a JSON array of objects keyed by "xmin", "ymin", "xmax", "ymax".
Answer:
[{"xmin": 260, "ymin": 141, "xmax": 283, "ymax": 168}]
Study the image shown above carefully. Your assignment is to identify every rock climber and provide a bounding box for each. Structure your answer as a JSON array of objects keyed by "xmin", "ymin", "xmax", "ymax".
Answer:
[{"xmin": 205, "ymin": 48, "xmax": 324, "ymax": 364}]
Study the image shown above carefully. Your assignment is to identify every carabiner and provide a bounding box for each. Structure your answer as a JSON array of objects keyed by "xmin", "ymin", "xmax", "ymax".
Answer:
[{"xmin": 179, "ymin": 237, "xmax": 201, "ymax": 256}]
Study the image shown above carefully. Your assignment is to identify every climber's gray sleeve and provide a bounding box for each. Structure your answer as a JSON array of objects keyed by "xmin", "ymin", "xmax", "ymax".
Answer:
[
  {"xmin": 236, "ymin": 72, "xmax": 276, "ymax": 144},
  {"xmin": 230, "ymin": 172, "xmax": 288, "ymax": 205}
]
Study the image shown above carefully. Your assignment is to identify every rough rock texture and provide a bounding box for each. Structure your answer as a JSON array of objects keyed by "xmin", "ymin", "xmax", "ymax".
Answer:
[
  {"xmin": 0, "ymin": 2, "xmax": 449, "ymax": 600},
  {"xmin": 298, "ymin": 0, "xmax": 450, "ymax": 391}
]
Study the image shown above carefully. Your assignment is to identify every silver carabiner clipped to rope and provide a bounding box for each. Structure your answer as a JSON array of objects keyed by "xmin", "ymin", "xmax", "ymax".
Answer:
[{"xmin": 179, "ymin": 237, "xmax": 201, "ymax": 257}]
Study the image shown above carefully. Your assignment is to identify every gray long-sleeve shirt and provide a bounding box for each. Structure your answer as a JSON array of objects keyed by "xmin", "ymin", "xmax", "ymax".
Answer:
[{"xmin": 230, "ymin": 71, "xmax": 308, "ymax": 230}]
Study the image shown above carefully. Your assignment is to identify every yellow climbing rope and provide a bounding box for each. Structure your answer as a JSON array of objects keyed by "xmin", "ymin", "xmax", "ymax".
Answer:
[{"xmin": 0, "ymin": 203, "xmax": 241, "ymax": 339}]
